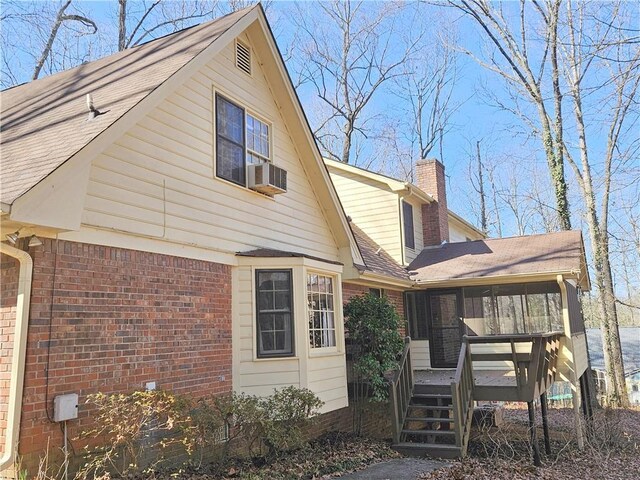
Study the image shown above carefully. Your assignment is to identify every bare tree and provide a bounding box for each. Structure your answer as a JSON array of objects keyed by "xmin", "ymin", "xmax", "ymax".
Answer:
[
  {"xmin": 559, "ymin": 0, "xmax": 639, "ymax": 405},
  {"xmin": 117, "ymin": 0, "xmax": 221, "ymax": 51},
  {"xmin": 291, "ymin": 0, "xmax": 419, "ymax": 164},
  {"xmin": 475, "ymin": 141, "xmax": 488, "ymax": 234},
  {"xmin": 447, "ymin": 0, "xmax": 572, "ymax": 231},
  {"xmin": 392, "ymin": 26, "xmax": 460, "ymax": 174},
  {"xmin": 32, "ymin": 0, "xmax": 97, "ymax": 80},
  {"xmin": 449, "ymin": 0, "xmax": 639, "ymax": 406}
]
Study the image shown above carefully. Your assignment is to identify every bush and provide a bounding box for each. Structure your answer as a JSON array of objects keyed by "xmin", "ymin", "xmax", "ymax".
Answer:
[
  {"xmin": 344, "ymin": 293, "xmax": 404, "ymax": 401},
  {"xmin": 75, "ymin": 390, "xmax": 192, "ymax": 479},
  {"xmin": 74, "ymin": 386, "xmax": 323, "ymax": 478}
]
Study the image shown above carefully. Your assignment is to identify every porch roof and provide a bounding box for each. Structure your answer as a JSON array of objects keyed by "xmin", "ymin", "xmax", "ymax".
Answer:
[{"xmin": 408, "ymin": 230, "xmax": 590, "ymax": 289}]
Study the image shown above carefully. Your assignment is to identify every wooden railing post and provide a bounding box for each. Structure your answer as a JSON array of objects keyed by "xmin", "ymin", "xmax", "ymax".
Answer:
[{"xmin": 388, "ymin": 337, "xmax": 412, "ymax": 445}]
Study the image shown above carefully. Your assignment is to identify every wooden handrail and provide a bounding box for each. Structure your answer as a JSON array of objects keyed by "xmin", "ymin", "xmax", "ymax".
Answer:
[
  {"xmin": 388, "ymin": 336, "xmax": 412, "ymax": 444},
  {"xmin": 465, "ymin": 331, "xmax": 564, "ymax": 344},
  {"xmin": 451, "ymin": 340, "xmax": 474, "ymax": 456},
  {"xmin": 466, "ymin": 332, "xmax": 563, "ymax": 401}
]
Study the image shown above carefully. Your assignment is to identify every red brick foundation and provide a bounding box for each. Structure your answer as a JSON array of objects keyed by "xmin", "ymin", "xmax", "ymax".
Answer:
[{"xmin": 8, "ymin": 239, "xmax": 232, "ymax": 472}]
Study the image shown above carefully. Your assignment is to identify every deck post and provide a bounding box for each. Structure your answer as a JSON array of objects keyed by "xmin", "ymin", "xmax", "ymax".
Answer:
[
  {"xmin": 527, "ymin": 401, "xmax": 541, "ymax": 466},
  {"xmin": 540, "ymin": 393, "xmax": 551, "ymax": 455}
]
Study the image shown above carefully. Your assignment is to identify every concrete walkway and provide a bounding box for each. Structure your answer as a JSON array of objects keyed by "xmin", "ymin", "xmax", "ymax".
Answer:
[{"xmin": 337, "ymin": 457, "xmax": 450, "ymax": 479}]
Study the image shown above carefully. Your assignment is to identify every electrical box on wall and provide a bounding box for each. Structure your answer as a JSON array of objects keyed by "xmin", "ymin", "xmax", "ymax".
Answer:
[{"xmin": 53, "ymin": 393, "xmax": 78, "ymax": 422}]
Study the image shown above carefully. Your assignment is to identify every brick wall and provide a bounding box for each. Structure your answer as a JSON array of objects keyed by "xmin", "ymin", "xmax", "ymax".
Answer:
[
  {"xmin": 16, "ymin": 238, "xmax": 232, "ymax": 470},
  {"xmin": 306, "ymin": 400, "xmax": 391, "ymax": 440},
  {"xmin": 0, "ymin": 251, "xmax": 20, "ymax": 456},
  {"xmin": 342, "ymin": 282, "xmax": 406, "ymax": 335},
  {"xmin": 415, "ymin": 159, "xmax": 449, "ymax": 246}
]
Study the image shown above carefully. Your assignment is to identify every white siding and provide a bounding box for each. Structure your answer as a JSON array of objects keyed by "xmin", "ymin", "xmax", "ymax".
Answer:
[
  {"xmin": 328, "ymin": 170, "xmax": 402, "ymax": 264},
  {"xmin": 403, "ymin": 197, "xmax": 423, "ymax": 264},
  {"xmin": 571, "ymin": 333, "xmax": 589, "ymax": 377},
  {"xmin": 82, "ymin": 33, "xmax": 340, "ymax": 262},
  {"xmin": 235, "ymin": 265, "xmax": 302, "ymax": 396},
  {"xmin": 411, "ymin": 340, "xmax": 431, "ymax": 369},
  {"xmin": 449, "ymin": 224, "xmax": 469, "ymax": 243},
  {"xmin": 307, "ymin": 354, "xmax": 348, "ymax": 412},
  {"xmin": 233, "ymin": 262, "xmax": 347, "ymax": 413}
]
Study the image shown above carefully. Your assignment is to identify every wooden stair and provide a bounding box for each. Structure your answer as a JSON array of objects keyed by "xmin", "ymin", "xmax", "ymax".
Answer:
[{"xmin": 392, "ymin": 390, "xmax": 462, "ymax": 458}]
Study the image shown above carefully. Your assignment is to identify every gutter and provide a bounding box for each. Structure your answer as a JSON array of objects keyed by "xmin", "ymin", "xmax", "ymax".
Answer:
[
  {"xmin": 1, "ymin": 202, "xmax": 11, "ymax": 215},
  {"xmin": 0, "ymin": 242, "xmax": 33, "ymax": 474},
  {"xmin": 357, "ymin": 271, "xmax": 413, "ymax": 289},
  {"xmin": 410, "ymin": 270, "xmax": 580, "ymax": 288}
]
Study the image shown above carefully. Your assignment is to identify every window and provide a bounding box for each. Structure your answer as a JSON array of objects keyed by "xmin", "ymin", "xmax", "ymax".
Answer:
[
  {"xmin": 307, "ymin": 273, "xmax": 336, "ymax": 348},
  {"xmin": 369, "ymin": 288, "xmax": 383, "ymax": 298},
  {"xmin": 256, "ymin": 270, "xmax": 293, "ymax": 357},
  {"xmin": 402, "ymin": 201, "xmax": 415, "ymax": 249},
  {"xmin": 215, "ymin": 94, "xmax": 271, "ymax": 186}
]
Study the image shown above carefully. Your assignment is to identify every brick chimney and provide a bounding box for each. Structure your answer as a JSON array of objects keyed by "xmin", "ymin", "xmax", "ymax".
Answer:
[{"xmin": 415, "ymin": 158, "xmax": 449, "ymax": 246}]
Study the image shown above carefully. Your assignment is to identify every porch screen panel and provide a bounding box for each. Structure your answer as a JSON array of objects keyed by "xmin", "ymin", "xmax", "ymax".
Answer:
[
  {"xmin": 429, "ymin": 293, "xmax": 460, "ymax": 367},
  {"xmin": 493, "ymin": 284, "xmax": 527, "ymax": 334},
  {"xmin": 463, "ymin": 286, "xmax": 496, "ymax": 335},
  {"xmin": 405, "ymin": 291, "xmax": 428, "ymax": 340},
  {"xmin": 462, "ymin": 282, "xmax": 564, "ymax": 335}
]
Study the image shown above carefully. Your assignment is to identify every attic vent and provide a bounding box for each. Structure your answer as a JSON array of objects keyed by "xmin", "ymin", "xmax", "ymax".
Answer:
[{"xmin": 235, "ymin": 40, "xmax": 251, "ymax": 75}]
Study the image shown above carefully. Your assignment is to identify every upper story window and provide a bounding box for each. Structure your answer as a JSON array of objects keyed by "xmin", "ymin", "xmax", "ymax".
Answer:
[
  {"xmin": 256, "ymin": 270, "xmax": 293, "ymax": 357},
  {"xmin": 402, "ymin": 201, "xmax": 415, "ymax": 249},
  {"xmin": 215, "ymin": 93, "xmax": 271, "ymax": 186},
  {"xmin": 307, "ymin": 273, "xmax": 336, "ymax": 348}
]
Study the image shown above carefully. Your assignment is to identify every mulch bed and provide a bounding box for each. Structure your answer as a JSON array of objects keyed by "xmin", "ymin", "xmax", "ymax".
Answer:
[{"xmin": 150, "ymin": 432, "xmax": 400, "ymax": 480}]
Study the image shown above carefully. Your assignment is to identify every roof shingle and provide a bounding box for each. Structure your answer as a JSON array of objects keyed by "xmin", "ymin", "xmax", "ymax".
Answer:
[
  {"xmin": 350, "ymin": 223, "xmax": 409, "ymax": 281},
  {"xmin": 0, "ymin": 8, "xmax": 252, "ymax": 204},
  {"xmin": 408, "ymin": 230, "xmax": 588, "ymax": 288}
]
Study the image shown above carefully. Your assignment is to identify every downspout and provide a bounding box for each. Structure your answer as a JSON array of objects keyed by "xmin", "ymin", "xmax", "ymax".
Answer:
[{"xmin": 0, "ymin": 242, "xmax": 33, "ymax": 473}]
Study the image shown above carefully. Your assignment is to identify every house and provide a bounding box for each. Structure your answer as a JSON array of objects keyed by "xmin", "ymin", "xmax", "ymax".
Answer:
[
  {"xmin": 326, "ymin": 157, "xmax": 593, "ymax": 459},
  {"xmin": 0, "ymin": 5, "xmax": 403, "ymax": 475},
  {"xmin": 0, "ymin": 4, "xmax": 593, "ymax": 474}
]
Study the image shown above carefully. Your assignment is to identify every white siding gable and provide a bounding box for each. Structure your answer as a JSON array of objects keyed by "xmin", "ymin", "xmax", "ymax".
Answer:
[{"xmin": 82, "ymin": 33, "xmax": 340, "ymax": 263}]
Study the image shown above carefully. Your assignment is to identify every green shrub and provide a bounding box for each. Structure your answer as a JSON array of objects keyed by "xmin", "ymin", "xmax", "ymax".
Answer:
[
  {"xmin": 344, "ymin": 293, "xmax": 404, "ymax": 400},
  {"xmin": 344, "ymin": 293, "xmax": 404, "ymax": 435}
]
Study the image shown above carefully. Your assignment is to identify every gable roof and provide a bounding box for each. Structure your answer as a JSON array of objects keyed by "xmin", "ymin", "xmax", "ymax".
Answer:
[
  {"xmin": 350, "ymin": 222, "xmax": 410, "ymax": 282},
  {"xmin": 408, "ymin": 230, "xmax": 590, "ymax": 289},
  {"xmin": 0, "ymin": 6, "xmax": 363, "ymax": 267},
  {"xmin": 0, "ymin": 8, "xmax": 252, "ymax": 205}
]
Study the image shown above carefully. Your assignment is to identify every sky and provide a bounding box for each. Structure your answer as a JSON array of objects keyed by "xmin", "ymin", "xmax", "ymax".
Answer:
[{"xmin": 2, "ymin": 0, "xmax": 638, "ymax": 292}]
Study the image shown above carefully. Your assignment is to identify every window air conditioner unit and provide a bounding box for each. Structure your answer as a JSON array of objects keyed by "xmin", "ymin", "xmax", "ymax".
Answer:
[{"xmin": 248, "ymin": 163, "xmax": 287, "ymax": 195}]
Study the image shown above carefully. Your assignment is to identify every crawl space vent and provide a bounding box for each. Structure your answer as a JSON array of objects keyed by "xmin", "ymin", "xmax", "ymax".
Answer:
[{"xmin": 235, "ymin": 41, "xmax": 251, "ymax": 75}]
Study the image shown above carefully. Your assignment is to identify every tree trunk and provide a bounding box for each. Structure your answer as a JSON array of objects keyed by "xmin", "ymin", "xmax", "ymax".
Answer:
[
  {"xmin": 118, "ymin": 0, "xmax": 127, "ymax": 51},
  {"xmin": 32, "ymin": 0, "xmax": 73, "ymax": 80},
  {"xmin": 476, "ymin": 140, "xmax": 488, "ymax": 234}
]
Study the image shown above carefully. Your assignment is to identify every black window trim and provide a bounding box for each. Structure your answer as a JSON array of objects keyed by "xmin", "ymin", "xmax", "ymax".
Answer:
[
  {"xmin": 215, "ymin": 93, "xmax": 247, "ymax": 187},
  {"xmin": 215, "ymin": 92, "xmax": 274, "ymax": 189},
  {"xmin": 255, "ymin": 268, "xmax": 295, "ymax": 358},
  {"xmin": 402, "ymin": 200, "xmax": 415, "ymax": 250}
]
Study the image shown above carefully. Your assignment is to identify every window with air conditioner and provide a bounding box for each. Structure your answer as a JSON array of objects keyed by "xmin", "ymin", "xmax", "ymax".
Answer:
[{"xmin": 216, "ymin": 93, "xmax": 286, "ymax": 193}]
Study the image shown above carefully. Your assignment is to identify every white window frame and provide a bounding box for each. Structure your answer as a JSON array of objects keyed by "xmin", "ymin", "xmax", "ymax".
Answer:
[{"xmin": 306, "ymin": 272, "xmax": 338, "ymax": 350}]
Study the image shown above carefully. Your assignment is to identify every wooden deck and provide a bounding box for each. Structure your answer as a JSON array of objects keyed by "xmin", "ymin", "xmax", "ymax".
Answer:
[{"xmin": 414, "ymin": 369, "xmax": 518, "ymax": 389}]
